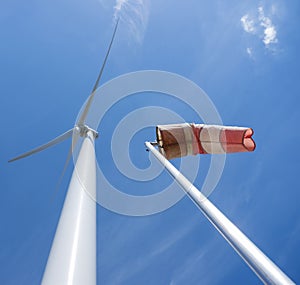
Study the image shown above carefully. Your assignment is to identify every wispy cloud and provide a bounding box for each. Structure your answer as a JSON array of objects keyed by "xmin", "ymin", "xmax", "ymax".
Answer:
[
  {"xmin": 240, "ymin": 5, "xmax": 278, "ymax": 55},
  {"xmin": 150, "ymin": 216, "xmax": 198, "ymax": 258},
  {"xmin": 169, "ymin": 235, "xmax": 238, "ymax": 285},
  {"xmin": 104, "ymin": 216, "xmax": 198, "ymax": 284},
  {"xmin": 113, "ymin": 0, "xmax": 150, "ymax": 44}
]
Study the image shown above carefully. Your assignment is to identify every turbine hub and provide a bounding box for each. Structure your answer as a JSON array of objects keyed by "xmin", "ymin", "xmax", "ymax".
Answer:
[{"xmin": 76, "ymin": 124, "xmax": 98, "ymax": 139}]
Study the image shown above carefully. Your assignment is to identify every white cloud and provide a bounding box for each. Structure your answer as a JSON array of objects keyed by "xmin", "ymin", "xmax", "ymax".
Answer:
[
  {"xmin": 263, "ymin": 26, "xmax": 277, "ymax": 45},
  {"xmin": 246, "ymin": 47, "xmax": 253, "ymax": 57},
  {"xmin": 258, "ymin": 6, "xmax": 278, "ymax": 46},
  {"xmin": 240, "ymin": 15, "xmax": 255, "ymax": 34},
  {"xmin": 241, "ymin": 5, "xmax": 278, "ymax": 53}
]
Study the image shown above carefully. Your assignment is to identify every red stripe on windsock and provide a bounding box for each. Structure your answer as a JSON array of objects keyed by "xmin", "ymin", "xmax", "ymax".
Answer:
[{"xmin": 191, "ymin": 124, "xmax": 207, "ymax": 154}]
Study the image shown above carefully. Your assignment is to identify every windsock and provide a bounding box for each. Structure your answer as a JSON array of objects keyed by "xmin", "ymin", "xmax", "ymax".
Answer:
[{"xmin": 156, "ymin": 123, "xmax": 256, "ymax": 160}]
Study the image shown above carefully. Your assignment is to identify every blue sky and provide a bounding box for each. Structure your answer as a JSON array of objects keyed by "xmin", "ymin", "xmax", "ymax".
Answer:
[{"xmin": 1, "ymin": 0, "xmax": 300, "ymax": 284}]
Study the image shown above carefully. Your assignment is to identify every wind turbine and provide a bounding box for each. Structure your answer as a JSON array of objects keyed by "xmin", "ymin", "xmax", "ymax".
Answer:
[{"xmin": 9, "ymin": 19, "xmax": 119, "ymax": 285}]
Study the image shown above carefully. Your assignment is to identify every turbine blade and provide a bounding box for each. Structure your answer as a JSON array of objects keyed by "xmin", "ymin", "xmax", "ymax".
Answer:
[
  {"xmin": 91, "ymin": 18, "xmax": 120, "ymax": 94},
  {"xmin": 51, "ymin": 142, "xmax": 74, "ymax": 201},
  {"xmin": 54, "ymin": 130, "xmax": 80, "ymax": 191},
  {"xmin": 78, "ymin": 18, "xmax": 120, "ymax": 126},
  {"xmin": 9, "ymin": 129, "xmax": 74, "ymax": 162}
]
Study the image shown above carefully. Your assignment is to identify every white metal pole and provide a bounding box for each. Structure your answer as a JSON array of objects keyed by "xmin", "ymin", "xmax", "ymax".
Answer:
[
  {"xmin": 145, "ymin": 141, "xmax": 295, "ymax": 285},
  {"xmin": 42, "ymin": 131, "xmax": 97, "ymax": 285}
]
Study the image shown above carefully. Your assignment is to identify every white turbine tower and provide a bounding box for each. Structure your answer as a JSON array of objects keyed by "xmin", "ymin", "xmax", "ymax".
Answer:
[{"xmin": 9, "ymin": 20, "xmax": 119, "ymax": 285}]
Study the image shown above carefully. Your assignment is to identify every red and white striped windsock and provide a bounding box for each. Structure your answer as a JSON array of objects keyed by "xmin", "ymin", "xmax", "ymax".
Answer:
[{"xmin": 156, "ymin": 123, "xmax": 256, "ymax": 160}]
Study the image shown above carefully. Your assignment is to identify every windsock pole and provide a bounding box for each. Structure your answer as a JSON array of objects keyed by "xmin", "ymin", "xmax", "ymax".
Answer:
[{"xmin": 145, "ymin": 141, "xmax": 295, "ymax": 285}]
